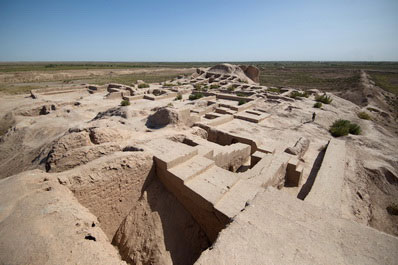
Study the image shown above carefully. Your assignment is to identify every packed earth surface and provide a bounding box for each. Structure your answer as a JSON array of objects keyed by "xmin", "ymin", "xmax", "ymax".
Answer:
[{"xmin": 0, "ymin": 64, "xmax": 397, "ymax": 265}]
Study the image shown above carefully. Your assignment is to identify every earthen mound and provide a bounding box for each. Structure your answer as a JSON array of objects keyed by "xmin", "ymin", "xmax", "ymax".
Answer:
[
  {"xmin": 240, "ymin": 65, "xmax": 260, "ymax": 83},
  {"xmin": 207, "ymin": 63, "xmax": 259, "ymax": 84},
  {"xmin": 146, "ymin": 107, "xmax": 197, "ymax": 128},
  {"xmin": 92, "ymin": 106, "xmax": 132, "ymax": 120}
]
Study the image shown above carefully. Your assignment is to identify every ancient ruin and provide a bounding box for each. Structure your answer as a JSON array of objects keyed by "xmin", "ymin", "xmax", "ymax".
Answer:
[{"xmin": 0, "ymin": 64, "xmax": 397, "ymax": 265}]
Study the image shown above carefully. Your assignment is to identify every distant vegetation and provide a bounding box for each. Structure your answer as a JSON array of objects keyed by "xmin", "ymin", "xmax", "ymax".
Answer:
[
  {"xmin": 236, "ymin": 92, "xmax": 248, "ymax": 97},
  {"xmin": 368, "ymin": 71, "xmax": 398, "ymax": 95},
  {"xmin": 315, "ymin": 94, "xmax": 333, "ymax": 104},
  {"xmin": 189, "ymin": 92, "xmax": 204, "ymax": 100},
  {"xmin": 1, "ymin": 62, "xmax": 398, "ymax": 97},
  {"xmin": 175, "ymin": 93, "xmax": 182, "ymax": 100},
  {"xmin": 138, "ymin": 83, "xmax": 150, "ymax": 88},
  {"xmin": 330, "ymin": 119, "xmax": 361, "ymax": 137},
  {"xmin": 357, "ymin": 111, "xmax": 372, "ymax": 120},
  {"xmin": 267, "ymin": 87, "xmax": 281, "ymax": 93},
  {"xmin": 313, "ymin": 102, "xmax": 322, "ymax": 108},
  {"xmin": 120, "ymin": 99, "xmax": 130, "ymax": 106},
  {"xmin": 290, "ymin": 91, "xmax": 309, "ymax": 99},
  {"xmin": 0, "ymin": 61, "xmax": 397, "ymax": 73},
  {"xmin": 238, "ymin": 99, "xmax": 247, "ymax": 105}
]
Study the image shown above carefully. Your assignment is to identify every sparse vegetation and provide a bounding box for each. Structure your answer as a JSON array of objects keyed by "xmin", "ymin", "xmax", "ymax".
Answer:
[
  {"xmin": 290, "ymin": 91, "xmax": 309, "ymax": 99},
  {"xmin": 368, "ymin": 71, "xmax": 398, "ymax": 95},
  {"xmin": 349, "ymin": 123, "xmax": 361, "ymax": 135},
  {"xmin": 236, "ymin": 92, "xmax": 248, "ymax": 97},
  {"xmin": 194, "ymin": 84, "xmax": 208, "ymax": 91},
  {"xmin": 120, "ymin": 99, "xmax": 130, "ymax": 106},
  {"xmin": 175, "ymin": 93, "xmax": 182, "ymax": 100},
  {"xmin": 357, "ymin": 111, "xmax": 372, "ymax": 120},
  {"xmin": 313, "ymin": 102, "xmax": 322, "ymax": 108},
  {"xmin": 227, "ymin": 85, "xmax": 235, "ymax": 91},
  {"xmin": 189, "ymin": 92, "xmax": 204, "ymax": 100},
  {"xmin": 267, "ymin": 87, "xmax": 281, "ymax": 93},
  {"xmin": 315, "ymin": 94, "xmax": 333, "ymax": 104},
  {"xmin": 210, "ymin": 84, "xmax": 220, "ymax": 89},
  {"xmin": 329, "ymin": 119, "xmax": 361, "ymax": 137},
  {"xmin": 163, "ymin": 83, "xmax": 175, "ymax": 87},
  {"xmin": 238, "ymin": 99, "xmax": 247, "ymax": 105},
  {"xmin": 138, "ymin": 83, "xmax": 150, "ymax": 88}
]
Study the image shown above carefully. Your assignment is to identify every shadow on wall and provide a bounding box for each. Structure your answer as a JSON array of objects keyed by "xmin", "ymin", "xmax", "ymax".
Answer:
[
  {"xmin": 112, "ymin": 164, "xmax": 210, "ymax": 265},
  {"xmin": 297, "ymin": 148, "xmax": 326, "ymax": 200}
]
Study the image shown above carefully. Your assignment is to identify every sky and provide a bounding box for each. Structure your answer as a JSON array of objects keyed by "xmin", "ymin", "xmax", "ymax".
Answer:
[{"xmin": 0, "ymin": 0, "xmax": 397, "ymax": 61}]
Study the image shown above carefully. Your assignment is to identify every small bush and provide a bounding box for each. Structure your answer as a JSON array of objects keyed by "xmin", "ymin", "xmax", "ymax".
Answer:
[
  {"xmin": 267, "ymin": 87, "xmax": 281, "ymax": 93},
  {"xmin": 236, "ymin": 92, "xmax": 247, "ymax": 97},
  {"xmin": 210, "ymin": 84, "xmax": 220, "ymax": 89},
  {"xmin": 238, "ymin": 99, "xmax": 247, "ymax": 106},
  {"xmin": 194, "ymin": 84, "xmax": 203, "ymax": 91},
  {"xmin": 349, "ymin": 123, "xmax": 361, "ymax": 135},
  {"xmin": 138, "ymin": 83, "xmax": 150, "ymax": 88},
  {"xmin": 189, "ymin": 92, "xmax": 204, "ymax": 100},
  {"xmin": 290, "ymin": 91, "xmax": 309, "ymax": 99},
  {"xmin": 357, "ymin": 111, "xmax": 372, "ymax": 120},
  {"xmin": 120, "ymin": 99, "xmax": 130, "ymax": 106},
  {"xmin": 227, "ymin": 85, "xmax": 236, "ymax": 91},
  {"xmin": 313, "ymin": 102, "xmax": 322, "ymax": 108},
  {"xmin": 175, "ymin": 93, "xmax": 182, "ymax": 100},
  {"xmin": 315, "ymin": 94, "xmax": 333, "ymax": 104},
  {"xmin": 329, "ymin": 119, "xmax": 361, "ymax": 137}
]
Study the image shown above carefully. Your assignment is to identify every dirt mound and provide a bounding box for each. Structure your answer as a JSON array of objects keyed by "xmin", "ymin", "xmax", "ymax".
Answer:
[
  {"xmin": 0, "ymin": 170, "xmax": 126, "ymax": 265},
  {"xmin": 240, "ymin": 65, "xmax": 260, "ymax": 83},
  {"xmin": 0, "ymin": 112, "xmax": 15, "ymax": 137},
  {"xmin": 207, "ymin": 63, "xmax": 258, "ymax": 84},
  {"xmin": 92, "ymin": 106, "xmax": 133, "ymax": 120},
  {"xmin": 46, "ymin": 127, "xmax": 131, "ymax": 172},
  {"xmin": 146, "ymin": 107, "xmax": 196, "ymax": 128},
  {"xmin": 146, "ymin": 107, "xmax": 179, "ymax": 128}
]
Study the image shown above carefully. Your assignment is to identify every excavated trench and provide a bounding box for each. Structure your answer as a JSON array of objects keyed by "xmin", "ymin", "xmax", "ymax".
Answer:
[{"xmin": 67, "ymin": 153, "xmax": 210, "ymax": 265}]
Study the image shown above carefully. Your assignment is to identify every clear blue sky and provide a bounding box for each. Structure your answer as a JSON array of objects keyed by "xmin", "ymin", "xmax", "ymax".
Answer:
[{"xmin": 0, "ymin": 0, "xmax": 397, "ymax": 61}]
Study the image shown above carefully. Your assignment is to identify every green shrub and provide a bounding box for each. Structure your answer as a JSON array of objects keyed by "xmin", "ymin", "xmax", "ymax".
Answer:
[
  {"xmin": 120, "ymin": 99, "xmax": 130, "ymax": 106},
  {"xmin": 329, "ymin": 119, "xmax": 361, "ymax": 137},
  {"xmin": 315, "ymin": 94, "xmax": 333, "ymax": 104},
  {"xmin": 189, "ymin": 92, "xmax": 204, "ymax": 100},
  {"xmin": 349, "ymin": 123, "xmax": 361, "ymax": 135},
  {"xmin": 313, "ymin": 102, "xmax": 322, "ymax": 108},
  {"xmin": 329, "ymin": 119, "xmax": 350, "ymax": 137},
  {"xmin": 138, "ymin": 83, "xmax": 150, "ymax": 88},
  {"xmin": 238, "ymin": 99, "xmax": 247, "ymax": 106},
  {"xmin": 290, "ymin": 91, "xmax": 309, "ymax": 99},
  {"xmin": 267, "ymin": 87, "xmax": 281, "ymax": 93},
  {"xmin": 227, "ymin": 85, "xmax": 235, "ymax": 91},
  {"xmin": 357, "ymin": 111, "xmax": 372, "ymax": 120},
  {"xmin": 210, "ymin": 84, "xmax": 220, "ymax": 89},
  {"xmin": 236, "ymin": 92, "xmax": 247, "ymax": 97},
  {"xmin": 175, "ymin": 93, "xmax": 182, "ymax": 100}
]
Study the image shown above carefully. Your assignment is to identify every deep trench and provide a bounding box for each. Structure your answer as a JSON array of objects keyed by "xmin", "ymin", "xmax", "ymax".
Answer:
[{"xmin": 76, "ymin": 162, "xmax": 210, "ymax": 265}]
